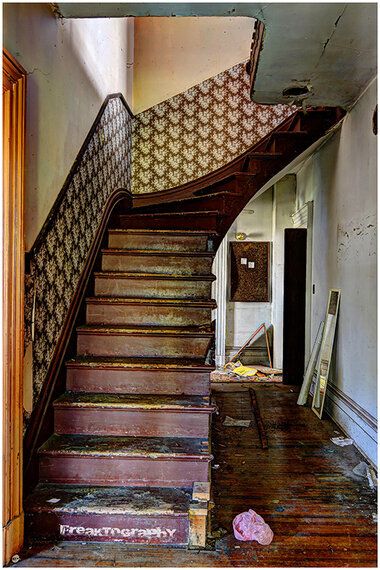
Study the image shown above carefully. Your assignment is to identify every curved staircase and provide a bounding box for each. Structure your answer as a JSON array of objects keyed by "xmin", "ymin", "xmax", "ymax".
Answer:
[
  {"xmin": 128, "ymin": 107, "xmax": 345, "ymax": 240},
  {"xmin": 24, "ymin": 106, "xmax": 344, "ymax": 549}
]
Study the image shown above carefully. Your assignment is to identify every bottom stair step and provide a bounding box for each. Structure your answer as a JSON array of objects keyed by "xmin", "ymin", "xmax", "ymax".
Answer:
[
  {"xmin": 25, "ymin": 484, "xmax": 192, "ymax": 545},
  {"xmin": 38, "ymin": 434, "xmax": 212, "ymax": 487}
]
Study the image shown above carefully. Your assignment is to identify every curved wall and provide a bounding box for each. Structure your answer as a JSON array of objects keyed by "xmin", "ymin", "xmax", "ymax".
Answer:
[{"xmin": 132, "ymin": 63, "xmax": 294, "ymax": 195}]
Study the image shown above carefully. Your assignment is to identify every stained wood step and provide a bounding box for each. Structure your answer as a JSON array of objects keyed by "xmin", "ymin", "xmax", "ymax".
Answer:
[
  {"xmin": 66, "ymin": 357, "xmax": 212, "ymax": 395},
  {"xmin": 269, "ymin": 130, "xmax": 311, "ymax": 152},
  {"xmin": 101, "ymin": 249, "xmax": 214, "ymax": 276},
  {"xmin": 94, "ymin": 271, "xmax": 215, "ymax": 299},
  {"xmin": 117, "ymin": 211, "xmax": 220, "ymax": 231},
  {"xmin": 108, "ymin": 229, "xmax": 216, "ymax": 252},
  {"xmin": 134, "ymin": 191, "xmax": 237, "ymax": 215},
  {"xmin": 53, "ymin": 394, "xmax": 213, "ymax": 438},
  {"xmin": 25, "ymin": 484, "xmax": 192, "ymax": 545},
  {"xmin": 86, "ymin": 297, "xmax": 216, "ymax": 327},
  {"xmin": 38, "ymin": 435, "xmax": 211, "ymax": 487},
  {"xmin": 76, "ymin": 324, "xmax": 214, "ymax": 359},
  {"xmin": 248, "ymin": 151, "xmax": 283, "ymax": 160}
]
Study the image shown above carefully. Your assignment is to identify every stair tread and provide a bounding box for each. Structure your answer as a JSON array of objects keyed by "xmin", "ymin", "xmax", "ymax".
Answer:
[
  {"xmin": 85, "ymin": 296, "xmax": 216, "ymax": 308},
  {"xmin": 39, "ymin": 434, "xmax": 211, "ymax": 458},
  {"xmin": 94, "ymin": 271, "xmax": 215, "ymax": 281},
  {"xmin": 163, "ymin": 191, "xmax": 237, "ymax": 204},
  {"xmin": 25, "ymin": 484, "xmax": 192, "ymax": 515},
  {"xmin": 54, "ymin": 393, "xmax": 212, "ymax": 410},
  {"xmin": 101, "ymin": 249, "xmax": 214, "ymax": 257},
  {"xmin": 273, "ymin": 130, "xmax": 309, "ymax": 136},
  {"xmin": 119, "ymin": 210, "xmax": 219, "ymax": 218},
  {"xmin": 248, "ymin": 151, "xmax": 283, "ymax": 157},
  {"xmin": 109, "ymin": 229, "xmax": 217, "ymax": 235},
  {"xmin": 66, "ymin": 356, "xmax": 212, "ymax": 370},
  {"xmin": 76, "ymin": 324, "xmax": 214, "ymax": 336}
]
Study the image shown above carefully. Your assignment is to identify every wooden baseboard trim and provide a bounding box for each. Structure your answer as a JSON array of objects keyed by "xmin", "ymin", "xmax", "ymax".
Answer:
[{"xmin": 327, "ymin": 384, "xmax": 377, "ymax": 432}]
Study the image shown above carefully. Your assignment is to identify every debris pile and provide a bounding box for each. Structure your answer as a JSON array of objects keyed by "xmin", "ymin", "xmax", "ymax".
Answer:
[{"xmin": 211, "ymin": 362, "xmax": 282, "ymax": 383}]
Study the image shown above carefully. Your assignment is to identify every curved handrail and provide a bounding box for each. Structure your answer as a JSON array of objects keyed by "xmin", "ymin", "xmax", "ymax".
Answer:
[{"xmin": 23, "ymin": 187, "xmax": 132, "ymax": 494}]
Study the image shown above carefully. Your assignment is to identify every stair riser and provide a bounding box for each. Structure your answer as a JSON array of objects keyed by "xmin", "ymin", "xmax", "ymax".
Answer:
[
  {"xmin": 77, "ymin": 333, "xmax": 213, "ymax": 359},
  {"xmin": 66, "ymin": 368, "xmax": 210, "ymax": 395},
  {"xmin": 26, "ymin": 512, "xmax": 189, "ymax": 545},
  {"xmin": 94, "ymin": 277, "xmax": 213, "ymax": 299},
  {"xmin": 101, "ymin": 253, "xmax": 213, "ymax": 276},
  {"xmin": 155, "ymin": 195, "xmax": 226, "ymax": 214},
  {"xmin": 86, "ymin": 303, "xmax": 213, "ymax": 327},
  {"xmin": 134, "ymin": 195, "xmax": 227, "ymax": 215},
  {"xmin": 118, "ymin": 214, "xmax": 218, "ymax": 231},
  {"xmin": 55, "ymin": 408, "xmax": 211, "ymax": 438},
  {"xmin": 108, "ymin": 233, "xmax": 213, "ymax": 252},
  {"xmin": 39, "ymin": 456, "xmax": 210, "ymax": 487},
  {"xmin": 271, "ymin": 136, "xmax": 309, "ymax": 154}
]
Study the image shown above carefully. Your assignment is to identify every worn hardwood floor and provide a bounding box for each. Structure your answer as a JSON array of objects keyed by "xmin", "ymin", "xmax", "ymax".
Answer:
[{"xmin": 14, "ymin": 383, "xmax": 377, "ymax": 567}]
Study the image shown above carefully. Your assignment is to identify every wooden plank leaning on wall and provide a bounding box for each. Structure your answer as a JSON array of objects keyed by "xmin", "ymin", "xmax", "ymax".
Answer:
[{"xmin": 3, "ymin": 48, "xmax": 26, "ymax": 564}]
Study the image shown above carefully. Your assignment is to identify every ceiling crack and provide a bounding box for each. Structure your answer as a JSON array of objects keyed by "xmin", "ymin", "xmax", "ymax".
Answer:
[{"xmin": 313, "ymin": 4, "xmax": 347, "ymax": 70}]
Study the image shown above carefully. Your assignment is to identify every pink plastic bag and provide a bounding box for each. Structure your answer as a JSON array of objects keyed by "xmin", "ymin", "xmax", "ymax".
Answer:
[{"xmin": 233, "ymin": 509, "xmax": 274, "ymax": 545}]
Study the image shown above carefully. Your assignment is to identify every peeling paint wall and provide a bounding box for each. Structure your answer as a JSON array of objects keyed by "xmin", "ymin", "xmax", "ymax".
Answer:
[{"xmin": 296, "ymin": 79, "xmax": 377, "ymax": 465}]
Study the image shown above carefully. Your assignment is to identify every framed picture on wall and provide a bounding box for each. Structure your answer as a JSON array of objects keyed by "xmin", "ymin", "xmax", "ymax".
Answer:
[{"xmin": 229, "ymin": 241, "xmax": 271, "ymax": 302}]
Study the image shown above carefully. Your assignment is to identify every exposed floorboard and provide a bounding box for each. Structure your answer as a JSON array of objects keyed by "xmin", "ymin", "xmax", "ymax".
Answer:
[{"xmin": 14, "ymin": 384, "xmax": 377, "ymax": 567}]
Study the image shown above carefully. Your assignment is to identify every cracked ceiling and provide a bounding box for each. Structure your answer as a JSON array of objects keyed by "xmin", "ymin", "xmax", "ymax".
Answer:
[{"xmin": 54, "ymin": 3, "xmax": 377, "ymax": 109}]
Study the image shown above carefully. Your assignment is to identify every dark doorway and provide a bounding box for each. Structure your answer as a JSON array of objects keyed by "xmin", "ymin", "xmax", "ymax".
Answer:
[{"xmin": 282, "ymin": 228, "xmax": 307, "ymax": 384}]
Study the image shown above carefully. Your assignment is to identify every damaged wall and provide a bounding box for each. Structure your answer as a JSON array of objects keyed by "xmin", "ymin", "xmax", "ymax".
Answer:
[{"xmin": 296, "ymin": 79, "xmax": 377, "ymax": 465}]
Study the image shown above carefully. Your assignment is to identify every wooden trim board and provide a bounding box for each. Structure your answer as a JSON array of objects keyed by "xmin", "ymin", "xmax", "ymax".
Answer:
[{"xmin": 3, "ymin": 48, "xmax": 27, "ymax": 564}]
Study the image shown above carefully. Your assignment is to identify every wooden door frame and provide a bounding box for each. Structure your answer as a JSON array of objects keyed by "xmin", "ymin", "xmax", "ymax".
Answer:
[{"xmin": 3, "ymin": 48, "xmax": 26, "ymax": 564}]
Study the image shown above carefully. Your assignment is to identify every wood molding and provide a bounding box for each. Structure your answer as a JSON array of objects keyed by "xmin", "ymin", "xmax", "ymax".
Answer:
[
  {"xmin": 327, "ymin": 384, "xmax": 377, "ymax": 433},
  {"xmin": 3, "ymin": 48, "xmax": 26, "ymax": 564},
  {"xmin": 23, "ymin": 188, "xmax": 132, "ymax": 495},
  {"xmin": 248, "ymin": 19, "xmax": 265, "ymax": 99}
]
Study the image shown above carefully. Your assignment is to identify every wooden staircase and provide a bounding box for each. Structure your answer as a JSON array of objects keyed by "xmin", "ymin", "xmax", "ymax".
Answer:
[
  {"xmin": 24, "ymin": 105, "xmax": 345, "ymax": 549},
  {"xmin": 128, "ymin": 107, "xmax": 345, "ymax": 240},
  {"xmin": 25, "ymin": 229, "xmax": 216, "ymax": 548}
]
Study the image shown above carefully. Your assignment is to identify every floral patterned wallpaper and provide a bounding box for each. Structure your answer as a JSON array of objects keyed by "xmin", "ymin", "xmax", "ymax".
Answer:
[
  {"xmin": 131, "ymin": 62, "xmax": 294, "ymax": 194},
  {"xmin": 25, "ymin": 97, "xmax": 132, "ymax": 405}
]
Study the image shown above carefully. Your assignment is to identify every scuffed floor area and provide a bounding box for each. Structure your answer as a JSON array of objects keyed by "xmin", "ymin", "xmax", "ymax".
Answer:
[{"xmin": 13, "ymin": 384, "xmax": 377, "ymax": 567}]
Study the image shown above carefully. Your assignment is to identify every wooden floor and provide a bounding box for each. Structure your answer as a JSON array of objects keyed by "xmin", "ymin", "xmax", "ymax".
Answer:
[{"xmin": 14, "ymin": 383, "xmax": 377, "ymax": 567}]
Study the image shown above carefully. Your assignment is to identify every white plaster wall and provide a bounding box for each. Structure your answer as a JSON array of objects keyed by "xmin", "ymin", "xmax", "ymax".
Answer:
[
  {"xmin": 296, "ymin": 79, "xmax": 377, "ymax": 464},
  {"xmin": 3, "ymin": 4, "xmax": 132, "ymax": 249},
  {"xmin": 271, "ymin": 175, "xmax": 297, "ymax": 369},
  {"xmin": 225, "ymin": 189, "xmax": 274, "ymax": 359}
]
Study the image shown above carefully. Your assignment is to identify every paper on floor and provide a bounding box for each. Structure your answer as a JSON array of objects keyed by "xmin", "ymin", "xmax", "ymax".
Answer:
[
  {"xmin": 223, "ymin": 415, "xmax": 251, "ymax": 427},
  {"xmin": 331, "ymin": 436, "xmax": 353, "ymax": 446}
]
